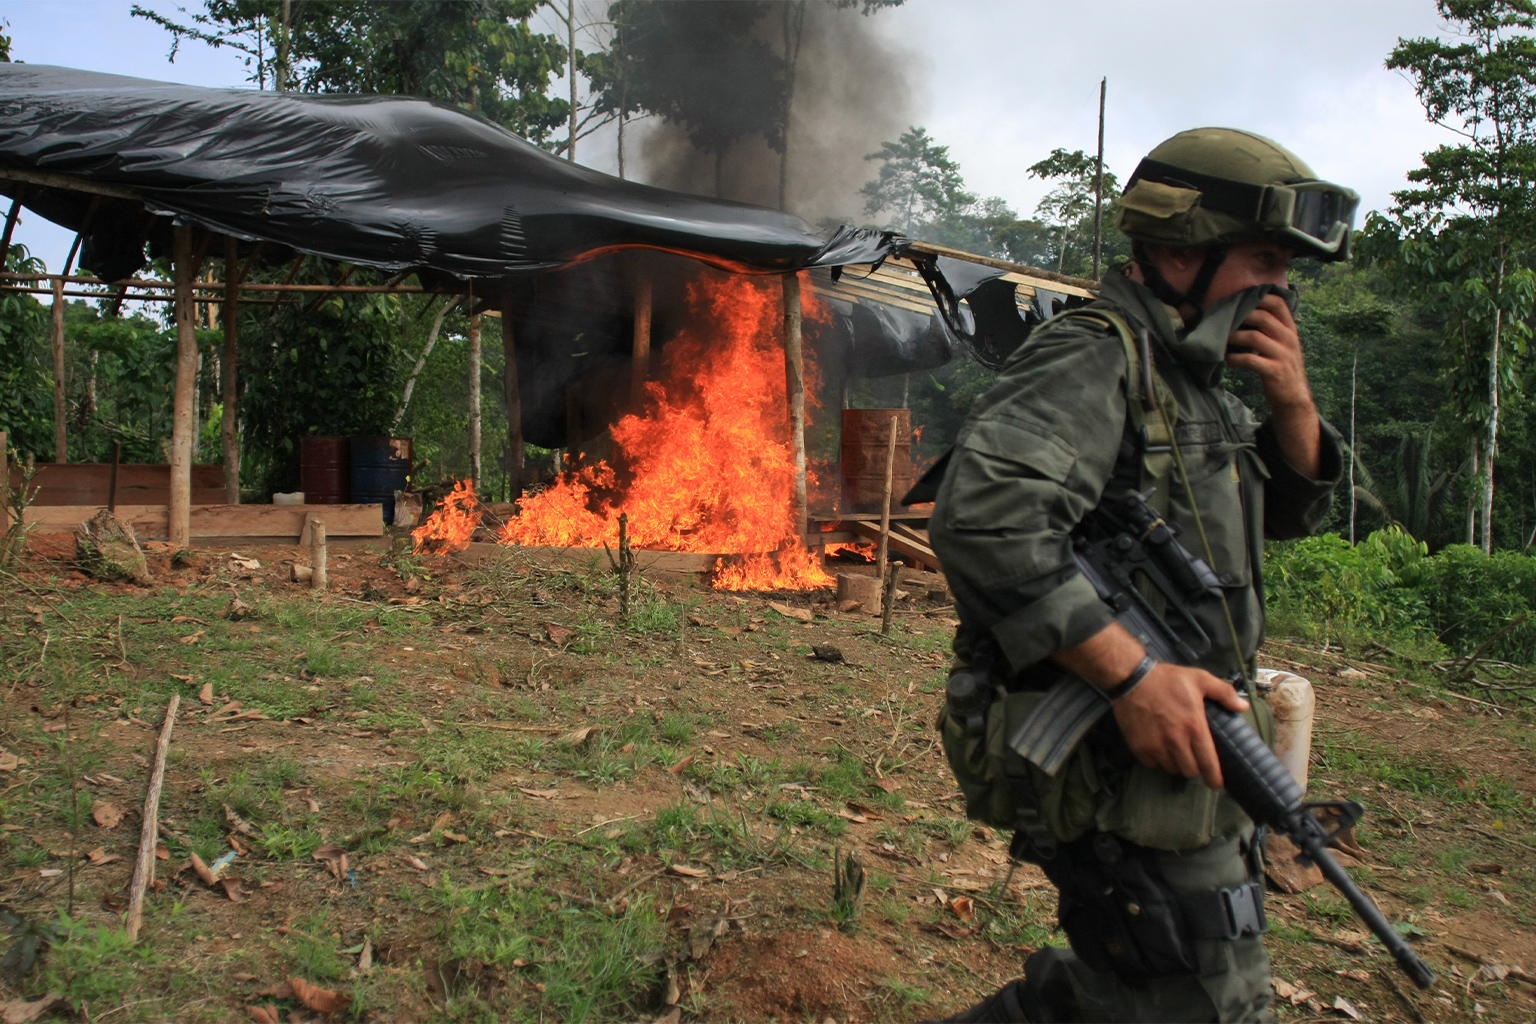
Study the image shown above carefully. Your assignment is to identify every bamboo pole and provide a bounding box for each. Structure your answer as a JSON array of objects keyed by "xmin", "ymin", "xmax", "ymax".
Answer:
[
  {"xmin": 126, "ymin": 693, "xmax": 179, "ymax": 942},
  {"xmin": 503, "ymin": 282, "xmax": 524, "ymax": 497},
  {"xmin": 783, "ymin": 273, "xmax": 808, "ymax": 538},
  {"xmin": 222, "ymin": 237, "xmax": 241, "ymax": 503},
  {"xmin": 169, "ymin": 226, "xmax": 197, "ymax": 549},
  {"xmin": 468, "ymin": 312, "xmax": 482, "ymax": 490},
  {"xmin": 51, "ymin": 276, "xmax": 66, "ymax": 463},
  {"xmin": 875, "ymin": 414, "xmax": 897, "ymax": 584}
]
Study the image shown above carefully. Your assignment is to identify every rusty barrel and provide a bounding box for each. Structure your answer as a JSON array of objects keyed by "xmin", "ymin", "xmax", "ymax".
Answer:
[
  {"xmin": 840, "ymin": 408, "xmax": 911, "ymax": 514},
  {"xmin": 350, "ymin": 436, "xmax": 412, "ymax": 524},
  {"xmin": 300, "ymin": 436, "xmax": 349, "ymax": 504}
]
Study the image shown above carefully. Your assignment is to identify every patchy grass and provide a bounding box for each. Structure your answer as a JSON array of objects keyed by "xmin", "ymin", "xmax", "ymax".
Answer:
[{"xmin": 0, "ymin": 542, "xmax": 1532, "ymax": 1023}]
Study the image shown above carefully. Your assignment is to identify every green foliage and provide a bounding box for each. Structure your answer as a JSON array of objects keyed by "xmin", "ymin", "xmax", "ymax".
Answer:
[
  {"xmin": 132, "ymin": 1, "xmax": 570, "ymax": 143},
  {"xmin": 0, "ymin": 906, "xmax": 67, "ymax": 985},
  {"xmin": 0, "ymin": 245, "xmax": 53, "ymax": 458},
  {"xmin": 1266, "ymin": 525, "xmax": 1536, "ymax": 661},
  {"xmin": 861, "ymin": 126, "xmax": 976, "ymax": 235}
]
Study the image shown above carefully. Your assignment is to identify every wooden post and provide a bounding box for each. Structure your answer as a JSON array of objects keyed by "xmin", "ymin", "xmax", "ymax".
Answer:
[
  {"xmin": 881, "ymin": 562, "xmax": 902, "ymax": 635},
  {"xmin": 169, "ymin": 225, "xmax": 197, "ymax": 549},
  {"xmin": 221, "ymin": 236, "xmax": 240, "ymax": 503},
  {"xmin": 108, "ymin": 439, "xmax": 121, "ymax": 513},
  {"xmin": 468, "ymin": 311, "xmax": 482, "ymax": 490},
  {"xmin": 51, "ymin": 276, "xmax": 66, "ymax": 463},
  {"xmin": 311, "ymin": 521, "xmax": 327, "ymax": 592},
  {"xmin": 502, "ymin": 282, "xmax": 524, "ymax": 497},
  {"xmin": 875, "ymin": 414, "xmax": 897, "ymax": 584},
  {"xmin": 631, "ymin": 269, "xmax": 652, "ymax": 405},
  {"xmin": 126, "ymin": 692, "xmax": 179, "ymax": 942},
  {"xmin": 783, "ymin": 273, "xmax": 808, "ymax": 538}
]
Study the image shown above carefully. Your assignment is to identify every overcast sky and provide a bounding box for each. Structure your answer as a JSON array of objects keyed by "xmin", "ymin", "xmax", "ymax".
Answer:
[{"xmin": 5, "ymin": 0, "xmax": 1457, "ymax": 273}]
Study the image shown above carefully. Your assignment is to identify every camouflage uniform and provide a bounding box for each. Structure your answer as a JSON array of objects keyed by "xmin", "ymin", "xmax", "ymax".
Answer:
[{"xmin": 929, "ymin": 129, "xmax": 1353, "ymax": 1022}]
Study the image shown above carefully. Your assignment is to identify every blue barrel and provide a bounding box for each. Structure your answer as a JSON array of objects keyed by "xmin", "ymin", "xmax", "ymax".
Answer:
[{"xmin": 349, "ymin": 436, "xmax": 411, "ymax": 524}]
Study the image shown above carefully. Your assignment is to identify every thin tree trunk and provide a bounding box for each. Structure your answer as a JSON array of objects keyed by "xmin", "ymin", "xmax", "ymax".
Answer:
[
  {"xmin": 52, "ymin": 277, "xmax": 66, "ymax": 463},
  {"xmin": 1093, "ymin": 76, "xmax": 1106, "ymax": 280},
  {"xmin": 1349, "ymin": 346, "xmax": 1357, "ymax": 544},
  {"xmin": 393, "ymin": 297, "xmax": 459, "ymax": 433},
  {"xmin": 503, "ymin": 281, "xmax": 524, "ymax": 497},
  {"xmin": 277, "ymin": 0, "xmax": 291, "ymax": 92},
  {"xmin": 567, "ymin": 0, "xmax": 577, "ymax": 163},
  {"xmin": 469, "ymin": 313, "xmax": 482, "ymax": 489},
  {"xmin": 1468, "ymin": 437, "xmax": 1478, "ymax": 546},
  {"xmin": 783, "ymin": 273, "xmax": 807, "ymax": 538},
  {"xmin": 169, "ymin": 225, "xmax": 198, "ymax": 549},
  {"xmin": 221, "ymin": 236, "xmax": 240, "ymax": 503},
  {"xmin": 1483, "ymin": 256, "xmax": 1505, "ymax": 554}
]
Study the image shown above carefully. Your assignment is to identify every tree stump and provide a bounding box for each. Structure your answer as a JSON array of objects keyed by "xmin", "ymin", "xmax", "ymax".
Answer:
[
  {"xmin": 836, "ymin": 572, "xmax": 882, "ymax": 614},
  {"xmin": 77, "ymin": 508, "xmax": 151, "ymax": 585}
]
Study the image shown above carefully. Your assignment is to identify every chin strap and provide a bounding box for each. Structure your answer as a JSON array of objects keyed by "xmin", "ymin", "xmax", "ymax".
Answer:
[{"xmin": 1132, "ymin": 241, "xmax": 1229, "ymax": 328}]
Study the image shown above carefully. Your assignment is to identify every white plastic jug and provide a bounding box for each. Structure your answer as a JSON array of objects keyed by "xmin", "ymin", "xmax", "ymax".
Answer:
[{"xmin": 1256, "ymin": 667, "xmax": 1316, "ymax": 790}]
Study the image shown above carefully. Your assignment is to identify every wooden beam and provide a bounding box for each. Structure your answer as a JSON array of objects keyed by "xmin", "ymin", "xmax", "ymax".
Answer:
[
  {"xmin": 468, "ymin": 311, "xmax": 482, "ymax": 490},
  {"xmin": 502, "ymin": 281, "xmax": 524, "ymax": 497},
  {"xmin": 631, "ymin": 268, "xmax": 652, "ymax": 404},
  {"xmin": 24, "ymin": 502, "xmax": 385, "ymax": 539},
  {"xmin": 0, "ymin": 166, "xmax": 140, "ymax": 201},
  {"xmin": 51, "ymin": 276, "xmax": 67, "ymax": 463},
  {"xmin": 221, "ymin": 236, "xmax": 240, "ymax": 504},
  {"xmin": 0, "ymin": 186, "xmax": 24, "ymax": 256},
  {"xmin": 783, "ymin": 272, "xmax": 808, "ymax": 538},
  {"xmin": 169, "ymin": 225, "xmax": 197, "ymax": 549}
]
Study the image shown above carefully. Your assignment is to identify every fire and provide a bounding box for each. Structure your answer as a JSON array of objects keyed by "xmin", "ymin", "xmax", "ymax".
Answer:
[
  {"xmin": 500, "ymin": 272, "xmax": 832, "ymax": 590},
  {"xmin": 412, "ymin": 479, "xmax": 481, "ymax": 555}
]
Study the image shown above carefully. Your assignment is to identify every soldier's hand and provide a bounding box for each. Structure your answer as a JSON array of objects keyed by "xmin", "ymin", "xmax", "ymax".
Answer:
[
  {"xmin": 1112, "ymin": 664, "xmax": 1249, "ymax": 790},
  {"xmin": 1226, "ymin": 293, "xmax": 1310, "ymax": 410}
]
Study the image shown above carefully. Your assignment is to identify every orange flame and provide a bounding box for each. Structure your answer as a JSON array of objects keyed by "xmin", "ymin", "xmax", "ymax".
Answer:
[
  {"xmin": 412, "ymin": 479, "xmax": 481, "ymax": 555},
  {"xmin": 500, "ymin": 272, "xmax": 832, "ymax": 590}
]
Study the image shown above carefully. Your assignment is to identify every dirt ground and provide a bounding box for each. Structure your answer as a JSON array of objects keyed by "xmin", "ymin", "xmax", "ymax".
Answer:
[{"xmin": 0, "ymin": 532, "xmax": 1533, "ymax": 1023}]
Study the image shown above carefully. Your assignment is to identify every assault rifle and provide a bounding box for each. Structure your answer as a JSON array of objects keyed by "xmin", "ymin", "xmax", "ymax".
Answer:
[{"xmin": 1007, "ymin": 491, "xmax": 1436, "ymax": 989}]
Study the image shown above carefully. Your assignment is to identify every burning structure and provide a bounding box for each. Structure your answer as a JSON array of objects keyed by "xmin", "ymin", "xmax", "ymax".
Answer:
[{"xmin": 0, "ymin": 63, "xmax": 1093, "ymax": 585}]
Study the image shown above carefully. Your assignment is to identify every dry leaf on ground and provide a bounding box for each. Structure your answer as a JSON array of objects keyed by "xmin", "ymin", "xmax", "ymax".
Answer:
[
  {"xmin": 289, "ymin": 977, "xmax": 352, "ymax": 1015},
  {"xmin": 85, "ymin": 847, "xmax": 122, "ymax": 866},
  {"xmin": 178, "ymin": 630, "xmax": 205, "ymax": 645},
  {"xmin": 311, "ymin": 844, "xmax": 348, "ymax": 881},
  {"xmin": 189, "ymin": 852, "xmax": 218, "ymax": 887},
  {"xmin": 950, "ymin": 896, "xmax": 976, "ymax": 922},
  {"xmin": 667, "ymin": 863, "xmax": 708, "ymax": 878},
  {"xmin": 215, "ymin": 878, "xmax": 245, "ymax": 902},
  {"xmin": 92, "ymin": 801, "xmax": 124, "ymax": 829},
  {"xmin": 402, "ymin": 855, "xmax": 429, "ymax": 871},
  {"xmin": 874, "ymin": 778, "xmax": 901, "ymax": 793},
  {"xmin": 198, "ymin": 682, "xmax": 214, "ymax": 705},
  {"xmin": 1332, "ymin": 995, "xmax": 1362, "ymax": 1020},
  {"xmin": 667, "ymin": 754, "xmax": 695, "ymax": 776},
  {"xmin": 518, "ymin": 787, "xmax": 560, "ymax": 800},
  {"xmin": 919, "ymin": 921, "xmax": 981, "ymax": 940},
  {"xmin": 767, "ymin": 601, "xmax": 812, "ymax": 622},
  {"xmin": 544, "ymin": 623, "xmax": 573, "ymax": 643},
  {"xmin": 0, "ymin": 750, "xmax": 20, "ymax": 772},
  {"xmin": 249, "ymin": 1006, "xmax": 280, "ymax": 1024}
]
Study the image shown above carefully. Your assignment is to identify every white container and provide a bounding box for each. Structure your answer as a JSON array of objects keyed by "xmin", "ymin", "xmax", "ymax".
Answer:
[
  {"xmin": 273, "ymin": 491, "xmax": 306, "ymax": 505},
  {"xmin": 1257, "ymin": 668, "xmax": 1316, "ymax": 790}
]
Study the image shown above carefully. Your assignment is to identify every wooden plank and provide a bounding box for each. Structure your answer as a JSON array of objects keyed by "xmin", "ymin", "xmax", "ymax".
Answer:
[
  {"xmin": 850, "ymin": 519, "xmax": 939, "ymax": 572},
  {"xmin": 24, "ymin": 503, "xmax": 384, "ymax": 539},
  {"xmin": 17, "ymin": 463, "xmax": 223, "ymax": 506}
]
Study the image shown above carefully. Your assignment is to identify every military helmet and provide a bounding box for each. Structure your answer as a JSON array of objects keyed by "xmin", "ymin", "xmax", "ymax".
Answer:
[{"xmin": 1116, "ymin": 128, "xmax": 1359, "ymax": 262}]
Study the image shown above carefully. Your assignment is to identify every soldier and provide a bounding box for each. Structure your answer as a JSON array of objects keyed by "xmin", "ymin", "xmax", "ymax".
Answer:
[{"xmin": 929, "ymin": 129, "xmax": 1356, "ymax": 1022}]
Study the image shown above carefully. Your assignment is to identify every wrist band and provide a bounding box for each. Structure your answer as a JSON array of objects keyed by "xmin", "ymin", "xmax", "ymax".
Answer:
[{"xmin": 1104, "ymin": 655, "xmax": 1156, "ymax": 702}]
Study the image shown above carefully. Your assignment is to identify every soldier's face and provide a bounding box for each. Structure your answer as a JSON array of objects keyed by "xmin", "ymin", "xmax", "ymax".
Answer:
[{"xmin": 1145, "ymin": 241, "xmax": 1295, "ymax": 312}]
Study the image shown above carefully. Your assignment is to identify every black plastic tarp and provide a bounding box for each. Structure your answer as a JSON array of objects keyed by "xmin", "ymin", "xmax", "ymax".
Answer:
[{"xmin": 0, "ymin": 64, "xmax": 899, "ymax": 282}]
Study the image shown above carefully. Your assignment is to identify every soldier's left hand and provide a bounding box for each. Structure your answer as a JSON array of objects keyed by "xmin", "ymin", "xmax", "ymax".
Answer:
[{"xmin": 1225, "ymin": 293, "xmax": 1312, "ymax": 412}]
